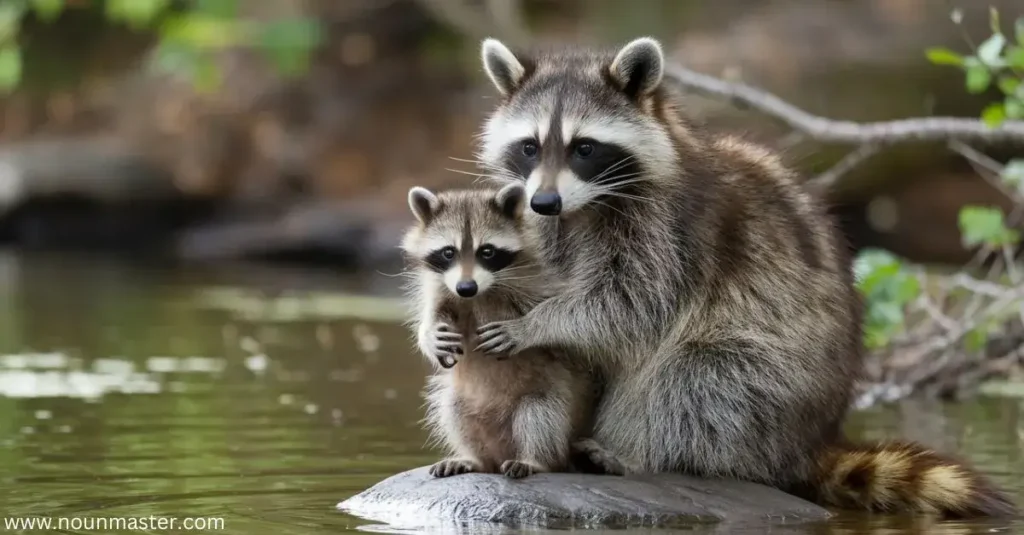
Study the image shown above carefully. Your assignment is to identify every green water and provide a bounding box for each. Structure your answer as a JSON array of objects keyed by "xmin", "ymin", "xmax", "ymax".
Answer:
[{"xmin": 0, "ymin": 252, "xmax": 1022, "ymax": 534}]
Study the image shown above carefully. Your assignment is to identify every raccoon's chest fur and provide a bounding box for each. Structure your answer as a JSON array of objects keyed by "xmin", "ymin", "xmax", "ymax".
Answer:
[{"xmin": 445, "ymin": 293, "xmax": 554, "ymax": 402}]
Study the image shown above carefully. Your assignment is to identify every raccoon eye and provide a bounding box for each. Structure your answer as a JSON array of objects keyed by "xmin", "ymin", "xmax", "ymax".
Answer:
[
  {"xmin": 574, "ymin": 143, "xmax": 594, "ymax": 158},
  {"xmin": 479, "ymin": 245, "xmax": 495, "ymax": 259},
  {"xmin": 441, "ymin": 247, "xmax": 456, "ymax": 260},
  {"xmin": 522, "ymin": 141, "xmax": 539, "ymax": 158}
]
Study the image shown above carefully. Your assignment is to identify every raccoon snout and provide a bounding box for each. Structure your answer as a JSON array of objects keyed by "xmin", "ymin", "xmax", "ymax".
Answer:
[
  {"xmin": 455, "ymin": 280, "xmax": 478, "ymax": 298},
  {"xmin": 530, "ymin": 192, "xmax": 562, "ymax": 216}
]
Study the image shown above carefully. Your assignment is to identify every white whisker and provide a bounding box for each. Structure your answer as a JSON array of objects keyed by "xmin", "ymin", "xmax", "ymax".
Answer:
[
  {"xmin": 589, "ymin": 155, "xmax": 638, "ymax": 183},
  {"xmin": 592, "ymin": 172, "xmax": 645, "ymax": 186}
]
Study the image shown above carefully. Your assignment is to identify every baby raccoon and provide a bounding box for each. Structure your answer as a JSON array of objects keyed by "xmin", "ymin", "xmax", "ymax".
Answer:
[{"xmin": 400, "ymin": 182, "xmax": 617, "ymax": 479}]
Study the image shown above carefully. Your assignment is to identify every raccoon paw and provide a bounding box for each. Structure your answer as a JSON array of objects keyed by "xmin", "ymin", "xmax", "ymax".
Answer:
[
  {"xmin": 430, "ymin": 323, "xmax": 463, "ymax": 368},
  {"xmin": 475, "ymin": 319, "xmax": 520, "ymax": 356},
  {"xmin": 500, "ymin": 460, "xmax": 540, "ymax": 479},
  {"xmin": 571, "ymin": 438, "xmax": 627, "ymax": 476},
  {"xmin": 429, "ymin": 459, "xmax": 479, "ymax": 478}
]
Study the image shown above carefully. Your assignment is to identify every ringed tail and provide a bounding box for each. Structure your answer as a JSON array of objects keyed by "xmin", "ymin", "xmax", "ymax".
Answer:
[{"xmin": 814, "ymin": 440, "xmax": 1018, "ymax": 518}]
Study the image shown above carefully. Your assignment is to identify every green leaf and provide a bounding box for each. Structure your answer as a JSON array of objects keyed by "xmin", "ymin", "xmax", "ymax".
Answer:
[
  {"xmin": 106, "ymin": 0, "xmax": 169, "ymax": 30},
  {"xmin": 1002, "ymin": 159, "xmax": 1024, "ymax": 187},
  {"xmin": 978, "ymin": 33, "xmax": 1006, "ymax": 65},
  {"xmin": 958, "ymin": 206, "xmax": 1020, "ymax": 247},
  {"xmin": 0, "ymin": 3, "xmax": 24, "ymax": 43},
  {"xmin": 982, "ymin": 102, "xmax": 1006, "ymax": 126},
  {"xmin": 30, "ymin": 0, "xmax": 63, "ymax": 22},
  {"xmin": 894, "ymin": 276, "xmax": 921, "ymax": 303},
  {"xmin": 871, "ymin": 301, "xmax": 905, "ymax": 327},
  {"xmin": 160, "ymin": 13, "xmax": 242, "ymax": 49},
  {"xmin": 1006, "ymin": 97, "xmax": 1024, "ymax": 120},
  {"xmin": 0, "ymin": 45, "xmax": 21, "ymax": 92},
  {"xmin": 258, "ymin": 18, "xmax": 323, "ymax": 76},
  {"xmin": 855, "ymin": 250, "xmax": 920, "ymax": 301},
  {"xmin": 855, "ymin": 248, "xmax": 923, "ymax": 350},
  {"xmin": 925, "ymin": 47, "xmax": 964, "ymax": 66},
  {"xmin": 998, "ymin": 75, "xmax": 1021, "ymax": 96},
  {"xmin": 966, "ymin": 63, "xmax": 992, "ymax": 93},
  {"xmin": 1007, "ymin": 47, "xmax": 1024, "ymax": 69},
  {"xmin": 854, "ymin": 249, "xmax": 900, "ymax": 289}
]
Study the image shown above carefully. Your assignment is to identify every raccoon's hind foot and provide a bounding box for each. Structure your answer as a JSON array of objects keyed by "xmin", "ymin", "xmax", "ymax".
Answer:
[
  {"xmin": 500, "ymin": 460, "xmax": 545, "ymax": 479},
  {"xmin": 570, "ymin": 438, "xmax": 627, "ymax": 476},
  {"xmin": 428, "ymin": 458, "xmax": 480, "ymax": 478}
]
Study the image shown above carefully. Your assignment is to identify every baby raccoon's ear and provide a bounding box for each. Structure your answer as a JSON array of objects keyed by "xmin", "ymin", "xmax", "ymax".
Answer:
[
  {"xmin": 609, "ymin": 37, "xmax": 665, "ymax": 100},
  {"xmin": 408, "ymin": 186, "xmax": 439, "ymax": 225},
  {"xmin": 494, "ymin": 182, "xmax": 526, "ymax": 219}
]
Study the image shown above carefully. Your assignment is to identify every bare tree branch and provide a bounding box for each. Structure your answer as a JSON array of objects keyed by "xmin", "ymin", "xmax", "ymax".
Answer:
[
  {"xmin": 663, "ymin": 64, "xmax": 1024, "ymax": 145},
  {"xmin": 415, "ymin": 0, "xmax": 1024, "ymax": 148},
  {"xmin": 947, "ymin": 139, "xmax": 1006, "ymax": 176},
  {"xmin": 806, "ymin": 144, "xmax": 881, "ymax": 191}
]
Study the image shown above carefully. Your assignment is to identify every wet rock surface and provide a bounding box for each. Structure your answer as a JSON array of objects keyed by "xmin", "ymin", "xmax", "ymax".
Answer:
[{"xmin": 337, "ymin": 466, "xmax": 832, "ymax": 532}]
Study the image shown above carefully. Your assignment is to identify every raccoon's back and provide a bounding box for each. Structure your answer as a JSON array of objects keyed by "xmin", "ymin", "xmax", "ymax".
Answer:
[{"xmin": 691, "ymin": 136, "xmax": 860, "ymax": 359}]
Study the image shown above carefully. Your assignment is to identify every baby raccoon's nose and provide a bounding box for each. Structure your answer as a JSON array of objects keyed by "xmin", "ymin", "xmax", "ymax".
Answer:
[
  {"xmin": 530, "ymin": 191, "xmax": 562, "ymax": 216},
  {"xmin": 455, "ymin": 280, "xmax": 478, "ymax": 298}
]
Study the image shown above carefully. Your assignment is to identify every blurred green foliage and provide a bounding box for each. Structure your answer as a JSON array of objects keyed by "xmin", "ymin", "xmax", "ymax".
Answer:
[
  {"xmin": 925, "ymin": 7, "xmax": 1024, "ymax": 126},
  {"xmin": 0, "ymin": 0, "xmax": 323, "ymax": 94},
  {"xmin": 857, "ymin": 7, "xmax": 1024, "ymax": 351},
  {"xmin": 958, "ymin": 206, "xmax": 1021, "ymax": 248},
  {"xmin": 854, "ymin": 249, "xmax": 921, "ymax": 350}
]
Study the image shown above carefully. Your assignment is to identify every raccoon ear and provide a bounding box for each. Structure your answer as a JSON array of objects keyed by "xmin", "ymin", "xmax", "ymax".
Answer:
[
  {"xmin": 610, "ymin": 37, "xmax": 665, "ymax": 99},
  {"xmin": 495, "ymin": 182, "xmax": 526, "ymax": 219},
  {"xmin": 408, "ymin": 186, "xmax": 439, "ymax": 224},
  {"xmin": 481, "ymin": 38, "xmax": 527, "ymax": 96}
]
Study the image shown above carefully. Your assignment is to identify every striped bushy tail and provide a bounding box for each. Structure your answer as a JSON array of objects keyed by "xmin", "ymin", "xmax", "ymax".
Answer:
[{"xmin": 814, "ymin": 440, "xmax": 1017, "ymax": 518}]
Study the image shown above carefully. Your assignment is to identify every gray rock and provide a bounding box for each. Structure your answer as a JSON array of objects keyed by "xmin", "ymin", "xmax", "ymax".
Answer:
[{"xmin": 337, "ymin": 466, "xmax": 832, "ymax": 533}]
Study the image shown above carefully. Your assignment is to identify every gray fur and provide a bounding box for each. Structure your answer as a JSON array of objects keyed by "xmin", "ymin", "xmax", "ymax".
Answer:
[{"xmin": 474, "ymin": 37, "xmax": 863, "ymax": 496}]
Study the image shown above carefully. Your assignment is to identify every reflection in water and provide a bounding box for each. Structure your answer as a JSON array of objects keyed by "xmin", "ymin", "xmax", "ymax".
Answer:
[{"xmin": 0, "ymin": 252, "xmax": 1022, "ymax": 534}]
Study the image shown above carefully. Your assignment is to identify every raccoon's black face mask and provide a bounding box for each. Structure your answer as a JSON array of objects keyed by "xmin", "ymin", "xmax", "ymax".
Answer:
[{"xmin": 478, "ymin": 37, "xmax": 674, "ymax": 217}]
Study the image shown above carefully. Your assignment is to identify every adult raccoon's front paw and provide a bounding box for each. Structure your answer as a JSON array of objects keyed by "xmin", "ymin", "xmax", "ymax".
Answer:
[
  {"xmin": 428, "ymin": 323, "xmax": 463, "ymax": 368},
  {"xmin": 475, "ymin": 319, "xmax": 521, "ymax": 356}
]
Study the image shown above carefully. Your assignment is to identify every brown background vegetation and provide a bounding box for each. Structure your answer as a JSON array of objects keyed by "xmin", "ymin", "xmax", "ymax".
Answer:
[{"xmin": 1, "ymin": 0, "xmax": 1022, "ymax": 268}]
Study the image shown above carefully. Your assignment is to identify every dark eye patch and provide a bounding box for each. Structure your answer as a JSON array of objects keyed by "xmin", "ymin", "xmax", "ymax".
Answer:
[
  {"xmin": 476, "ymin": 246, "xmax": 517, "ymax": 272},
  {"xmin": 502, "ymin": 138, "xmax": 540, "ymax": 180},
  {"xmin": 566, "ymin": 139, "xmax": 640, "ymax": 185},
  {"xmin": 424, "ymin": 247, "xmax": 457, "ymax": 272}
]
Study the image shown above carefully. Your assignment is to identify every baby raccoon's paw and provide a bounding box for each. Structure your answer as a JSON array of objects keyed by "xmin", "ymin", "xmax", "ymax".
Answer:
[
  {"xmin": 500, "ymin": 460, "xmax": 543, "ymax": 479},
  {"xmin": 429, "ymin": 458, "xmax": 479, "ymax": 478},
  {"xmin": 429, "ymin": 323, "xmax": 463, "ymax": 368},
  {"xmin": 571, "ymin": 438, "xmax": 627, "ymax": 476}
]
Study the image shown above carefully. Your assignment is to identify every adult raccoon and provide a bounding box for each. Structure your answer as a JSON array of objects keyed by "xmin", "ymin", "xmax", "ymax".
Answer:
[{"xmin": 471, "ymin": 36, "xmax": 1015, "ymax": 518}]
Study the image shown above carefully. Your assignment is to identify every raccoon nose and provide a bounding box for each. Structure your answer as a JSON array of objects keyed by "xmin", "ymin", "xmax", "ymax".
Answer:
[
  {"xmin": 455, "ymin": 280, "xmax": 478, "ymax": 298},
  {"xmin": 530, "ymin": 192, "xmax": 562, "ymax": 216}
]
